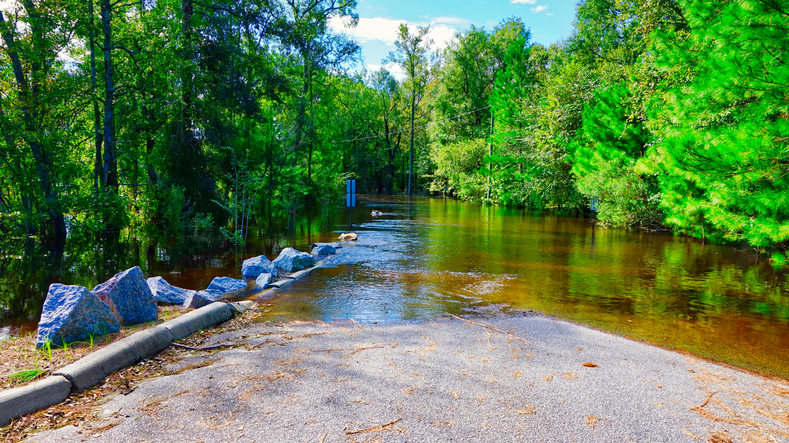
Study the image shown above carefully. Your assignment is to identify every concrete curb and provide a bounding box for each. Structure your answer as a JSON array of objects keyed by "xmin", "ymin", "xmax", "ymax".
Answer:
[
  {"xmin": 266, "ymin": 258, "xmax": 327, "ymax": 290},
  {"xmin": 160, "ymin": 302, "xmax": 234, "ymax": 341},
  {"xmin": 0, "ymin": 301, "xmax": 249, "ymax": 427},
  {"xmin": 54, "ymin": 326, "xmax": 173, "ymax": 391},
  {"xmin": 268, "ymin": 279, "xmax": 294, "ymax": 289},
  {"xmin": 287, "ymin": 268, "xmax": 312, "ymax": 280},
  {"xmin": 0, "ymin": 376, "xmax": 72, "ymax": 427}
]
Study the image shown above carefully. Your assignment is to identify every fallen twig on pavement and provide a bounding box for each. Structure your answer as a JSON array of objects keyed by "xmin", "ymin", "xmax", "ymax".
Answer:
[
  {"xmin": 345, "ymin": 418, "xmax": 401, "ymax": 434},
  {"xmin": 171, "ymin": 343, "xmax": 231, "ymax": 351},
  {"xmin": 314, "ymin": 344, "xmax": 390, "ymax": 356},
  {"xmin": 694, "ymin": 390, "xmax": 719, "ymax": 409}
]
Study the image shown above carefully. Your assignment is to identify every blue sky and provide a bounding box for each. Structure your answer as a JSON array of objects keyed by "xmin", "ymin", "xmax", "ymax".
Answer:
[{"xmin": 330, "ymin": 0, "xmax": 580, "ymax": 77}]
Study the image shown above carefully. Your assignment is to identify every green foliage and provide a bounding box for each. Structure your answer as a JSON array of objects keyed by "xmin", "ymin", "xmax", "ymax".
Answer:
[
  {"xmin": 1, "ymin": 0, "xmax": 789, "ymax": 261},
  {"xmin": 650, "ymin": 0, "xmax": 789, "ymax": 248},
  {"xmin": 429, "ymin": 138, "xmax": 488, "ymax": 200},
  {"xmin": 771, "ymin": 253, "xmax": 788, "ymax": 269},
  {"xmin": 572, "ymin": 83, "xmax": 660, "ymax": 226},
  {"xmin": 487, "ymin": 37, "xmax": 583, "ymax": 209},
  {"xmin": 428, "ymin": 19, "xmax": 536, "ymax": 204},
  {"xmin": 385, "ymin": 23, "xmax": 434, "ymax": 195}
]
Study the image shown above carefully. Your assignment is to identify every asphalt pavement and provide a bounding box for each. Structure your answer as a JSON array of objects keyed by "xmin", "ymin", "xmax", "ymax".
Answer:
[{"xmin": 25, "ymin": 312, "xmax": 789, "ymax": 442}]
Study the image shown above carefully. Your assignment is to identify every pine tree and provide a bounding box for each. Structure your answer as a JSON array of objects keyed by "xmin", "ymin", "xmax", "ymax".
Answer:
[{"xmin": 652, "ymin": 0, "xmax": 789, "ymax": 249}]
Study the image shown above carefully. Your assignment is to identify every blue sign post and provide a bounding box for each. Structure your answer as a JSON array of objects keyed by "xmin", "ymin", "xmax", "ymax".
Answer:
[
  {"xmin": 346, "ymin": 179, "xmax": 356, "ymax": 208},
  {"xmin": 346, "ymin": 179, "xmax": 356, "ymax": 227}
]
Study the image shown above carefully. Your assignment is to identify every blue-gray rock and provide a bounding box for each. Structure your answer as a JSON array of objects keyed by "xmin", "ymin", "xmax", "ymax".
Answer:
[
  {"xmin": 183, "ymin": 289, "xmax": 223, "ymax": 309},
  {"xmin": 207, "ymin": 277, "xmax": 248, "ymax": 294},
  {"xmin": 146, "ymin": 277, "xmax": 194, "ymax": 305},
  {"xmin": 255, "ymin": 273, "xmax": 273, "ymax": 289},
  {"xmin": 273, "ymin": 248, "xmax": 315, "ymax": 273},
  {"xmin": 311, "ymin": 243, "xmax": 336, "ymax": 255},
  {"xmin": 36, "ymin": 284, "xmax": 121, "ymax": 348},
  {"xmin": 241, "ymin": 255, "xmax": 277, "ymax": 279},
  {"xmin": 93, "ymin": 266, "xmax": 158, "ymax": 326}
]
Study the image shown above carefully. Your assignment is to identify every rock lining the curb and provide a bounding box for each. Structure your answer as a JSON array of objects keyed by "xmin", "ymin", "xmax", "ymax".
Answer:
[
  {"xmin": 147, "ymin": 277, "xmax": 194, "ymax": 306},
  {"xmin": 272, "ymin": 248, "xmax": 315, "ymax": 273},
  {"xmin": 36, "ymin": 284, "xmax": 121, "ymax": 349},
  {"xmin": 242, "ymin": 255, "xmax": 278, "ymax": 280},
  {"xmin": 93, "ymin": 267, "xmax": 158, "ymax": 327}
]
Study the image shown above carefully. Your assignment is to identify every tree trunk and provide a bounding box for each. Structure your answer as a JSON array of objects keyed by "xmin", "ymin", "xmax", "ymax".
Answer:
[
  {"xmin": 308, "ymin": 143, "xmax": 313, "ymax": 183},
  {"xmin": 385, "ymin": 117, "xmax": 394, "ymax": 194},
  {"xmin": 0, "ymin": 10, "xmax": 66, "ymax": 243},
  {"xmin": 146, "ymin": 137, "xmax": 158, "ymax": 183},
  {"xmin": 89, "ymin": 0, "xmax": 102, "ymax": 197},
  {"xmin": 487, "ymin": 113, "xmax": 494, "ymax": 201},
  {"xmin": 101, "ymin": 0, "xmax": 118, "ymax": 192},
  {"xmin": 294, "ymin": 60, "xmax": 310, "ymax": 171},
  {"xmin": 409, "ymin": 95, "xmax": 415, "ymax": 196},
  {"xmin": 181, "ymin": 0, "xmax": 195, "ymax": 154}
]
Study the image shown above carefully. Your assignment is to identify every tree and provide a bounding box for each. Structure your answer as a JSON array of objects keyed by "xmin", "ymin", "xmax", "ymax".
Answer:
[
  {"xmin": 567, "ymin": 0, "xmax": 685, "ymax": 224},
  {"xmin": 385, "ymin": 23, "xmax": 432, "ymax": 195},
  {"xmin": 488, "ymin": 37, "xmax": 583, "ymax": 209},
  {"xmin": 429, "ymin": 18, "xmax": 527, "ymax": 201},
  {"xmin": 371, "ymin": 69, "xmax": 404, "ymax": 194},
  {"xmin": 650, "ymin": 0, "xmax": 789, "ymax": 250},
  {"xmin": 275, "ymin": 0, "xmax": 359, "ymax": 186},
  {"xmin": 0, "ymin": 1, "xmax": 73, "ymax": 243}
]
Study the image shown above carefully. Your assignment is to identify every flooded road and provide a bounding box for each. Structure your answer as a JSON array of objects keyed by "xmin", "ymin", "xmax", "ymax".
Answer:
[
  {"xmin": 256, "ymin": 196, "xmax": 789, "ymax": 379},
  {"xmin": 2, "ymin": 195, "xmax": 788, "ymax": 378}
]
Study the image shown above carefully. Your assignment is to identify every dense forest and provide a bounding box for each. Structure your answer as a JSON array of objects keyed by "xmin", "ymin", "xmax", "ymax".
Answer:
[{"xmin": 1, "ymin": 0, "xmax": 788, "ymax": 259}]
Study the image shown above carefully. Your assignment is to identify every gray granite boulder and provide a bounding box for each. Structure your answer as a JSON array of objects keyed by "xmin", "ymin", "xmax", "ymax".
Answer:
[
  {"xmin": 146, "ymin": 277, "xmax": 194, "ymax": 305},
  {"xmin": 36, "ymin": 284, "xmax": 121, "ymax": 348},
  {"xmin": 183, "ymin": 289, "xmax": 223, "ymax": 309},
  {"xmin": 241, "ymin": 255, "xmax": 277, "ymax": 279},
  {"xmin": 311, "ymin": 243, "xmax": 336, "ymax": 255},
  {"xmin": 93, "ymin": 267, "xmax": 158, "ymax": 326},
  {"xmin": 255, "ymin": 273, "xmax": 273, "ymax": 289},
  {"xmin": 272, "ymin": 248, "xmax": 315, "ymax": 273},
  {"xmin": 207, "ymin": 277, "xmax": 248, "ymax": 294}
]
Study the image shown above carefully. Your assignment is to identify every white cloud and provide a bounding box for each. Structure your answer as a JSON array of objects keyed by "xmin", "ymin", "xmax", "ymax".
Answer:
[
  {"xmin": 330, "ymin": 15, "xmax": 470, "ymax": 81},
  {"xmin": 511, "ymin": 0, "xmax": 537, "ymax": 4},
  {"xmin": 531, "ymin": 5, "xmax": 548, "ymax": 13},
  {"xmin": 432, "ymin": 16, "xmax": 473, "ymax": 27},
  {"xmin": 329, "ymin": 16, "xmax": 462, "ymax": 52},
  {"xmin": 329, "ymin": 16, "xmax": 406, "ymax": 47},
  {"xmin": 427, "ymin": 23, "xmax": 458, "ymax": 51}
]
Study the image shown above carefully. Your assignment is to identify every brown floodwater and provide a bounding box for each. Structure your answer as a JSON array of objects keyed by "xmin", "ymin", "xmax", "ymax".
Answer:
[
  {"xmin": 253, "ymin": 196, "xmax": 789, "ymax": 379},
  {"xmin": 2, "ymin": 195, "xmax": 788, "ymax": 379}
]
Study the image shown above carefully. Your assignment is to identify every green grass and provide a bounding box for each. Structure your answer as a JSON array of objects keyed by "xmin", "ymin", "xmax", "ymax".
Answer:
[{"xmin": 9, "ymin": 369, "xmax": 45, "ymax": 383}]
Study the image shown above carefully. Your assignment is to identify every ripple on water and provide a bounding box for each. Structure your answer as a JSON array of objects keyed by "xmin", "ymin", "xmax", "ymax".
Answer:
[{"xmin": 254, "ymin": 196, "xmax": 789, "ymax": 378}]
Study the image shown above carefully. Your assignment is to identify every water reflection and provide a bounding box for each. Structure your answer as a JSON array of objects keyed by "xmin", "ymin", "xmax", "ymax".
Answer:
[
  {"xmin": 257, "ymin": 196, "xmax": 789, "ymax": 378},
  {"xmin": 0, "ymin": 203, "xmax": 338, "ymax": 333},
  {"xmin": 2, "ymin": 196, "xmax": 788, "ymax": 378}
]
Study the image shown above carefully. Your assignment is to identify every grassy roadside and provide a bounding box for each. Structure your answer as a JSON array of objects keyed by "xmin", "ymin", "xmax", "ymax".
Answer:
[
  {"xmin": 1, "ymin": 305, "xmax": 188, "ymax": 391},
  {"xmin": 0, "ymin": 302, "xmax": 265, "ymax": 442}
]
